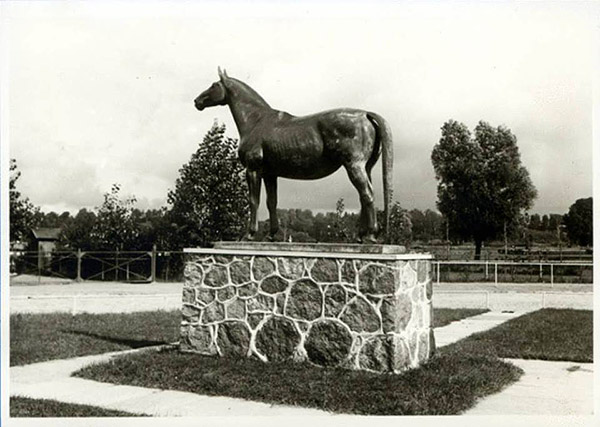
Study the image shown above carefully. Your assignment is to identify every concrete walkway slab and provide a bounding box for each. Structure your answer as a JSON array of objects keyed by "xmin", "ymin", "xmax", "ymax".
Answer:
[
  {"xmin": 434, "ymin": 310, "xmax": 532, "ymax": 347},
  {"xmin": 10, "ymin": 347, "xmax": 331, "ymax": 417},
  {"xmin": 466, "ymin": 359, "xmax": 594, "ymax": 415}
]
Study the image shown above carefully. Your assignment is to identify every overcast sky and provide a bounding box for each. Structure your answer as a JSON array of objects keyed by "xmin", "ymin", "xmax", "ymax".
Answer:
[{"xmin": 3, "ymin": 1, "xmax": 596, "ymax": 218}]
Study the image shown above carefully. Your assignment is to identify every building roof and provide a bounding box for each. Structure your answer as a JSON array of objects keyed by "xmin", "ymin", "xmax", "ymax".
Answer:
[{"xmin": 31, "ymin": 228, "xmax": 61, "ymax": 241}]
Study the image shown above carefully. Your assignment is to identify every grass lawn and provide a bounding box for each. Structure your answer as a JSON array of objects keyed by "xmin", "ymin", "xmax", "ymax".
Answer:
[
  {"xmin": 432, "ymin": 308, "xmax": 488, "ymax": 328},
  {"xmin": 10, "ymin": 308, "xmax": 479, "ymax": 367},
  {"xmin": 74, "ymin": 348, "xmax": 521, "ymax": 415},
  {"xmin": 10, "ymin": 310, "xmax": 181, "ymax": 366},
  {"xmin": 445, "ymin": 308, "xmax": 593, "ymax": 362},
  {"xmin": 10, "ymin": 397, "xmax": 145, "ymax": 417}
]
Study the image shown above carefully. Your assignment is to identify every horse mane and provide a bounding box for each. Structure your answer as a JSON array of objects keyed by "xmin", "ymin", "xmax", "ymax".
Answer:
[{"xmin": 225, "ymin": 77, "xmax": 271, "ymax": 109}]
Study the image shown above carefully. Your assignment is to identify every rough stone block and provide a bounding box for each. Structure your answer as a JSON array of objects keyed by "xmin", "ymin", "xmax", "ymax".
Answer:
[
  {"xmin": 311, "ymin": 258, "xmax": 339, "ymax": 282},
  {"xmin": 340, "ymin": 295, "xmax": 380, "ymax": 333},
  {"xmin": 204, "ymin": 265, "xmax": 228, "ymax": 287},
  {"xmin": 260, "ymin": 275, "xmax": 289, "ymax": 294},
  {"xmin": 359, "ymin": 264, "xmax": 397, "ymax": 294},
  {"xmin": 203, "ymin": 302, "xmax": 225, "ymax": 323},
  {"xmin": 305, "ymin": 320, "xmax": 352, "ymax": 367},
  {"xmin": 277, "ymin": 258, "xmax": 304, "ymax": 279},
  {"xmin": 230, "ymin": 261, "xmax": 251, "ymax": 284},
  {"xmin": 255, "ymin": 316, "xmax": 300, "ymax": 361},
  {"xmin": 217, "ymin": 321, "xmax": 251, "ymax": 357},
  {"xmin": 252, "ymin": 257, "xmax": 275, "ymax": 280},
  {"xmin": 324, "ymin": 285, "xmax": 347, "ymax": 317},
  {"xmin": 287, "ymin": 279, "xmax": 322, "ymax": 320}
]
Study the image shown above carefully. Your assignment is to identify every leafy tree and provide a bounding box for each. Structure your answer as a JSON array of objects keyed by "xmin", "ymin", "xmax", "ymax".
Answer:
[
  {"xmin": 410, "ymin": 208, "xmax": 443, "ymax": 242},
  {"xmin": 92, "ymin": 184, "xmax": 139, "ymax": 250},
  {"xmin": 431, "ymin": 120, "xmax": 537, "ymax": 259},
  {"xmin": 388, "ymin": 202, "xmax": 412, "ymax": 246},
  {"xmin": 9, "ymin": 159, "xmax": 40, "ymax": 245},
  {"xmin": 323, "ymin": 198, "xmax": 353, "ymax": 243},
  {"xmin": 528, "ymin": 213, "xmax": 541, "ymax": 230},
  {"xmin": 59, "ymin": 209, "xmax": 97, "ymax": 250},
  {"xmin": 541, "ymin": 214, "xmax": 550, "ymax": 231},
  {"xmin": 563, "ymin": 197, "xmax": 592, "ymax": 247},
  {"xmin": 133, "ymin": 207, "xmax": 176, "ymax": 250},
  {"xmin": 168, "ymin": 122, "xmax": 248, "ymax": 247}
]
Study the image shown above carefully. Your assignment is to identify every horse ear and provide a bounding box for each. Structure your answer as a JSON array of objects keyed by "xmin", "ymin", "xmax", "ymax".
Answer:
[
  {"xmin": 218, "ymin": 66, "xmax": 226, "ymax": 82},
  {"xmin": 223, "ymin": 68, "xmax": 229, "ymax": 78}
]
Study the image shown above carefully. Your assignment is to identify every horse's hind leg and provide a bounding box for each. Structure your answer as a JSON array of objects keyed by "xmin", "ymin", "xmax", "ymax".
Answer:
[
  {"xmin": 244, "ymin": 169, "xmax": 262, "ymax": 240},
  {"xmin": 264, "ymin": 175, "xmax": 279, "ymax": 241},
  {"xmin": 345, "ymin": 163, "xmax": 378, "ymax": 243}
]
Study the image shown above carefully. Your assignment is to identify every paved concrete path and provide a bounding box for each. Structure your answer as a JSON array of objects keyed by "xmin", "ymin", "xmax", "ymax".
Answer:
[
  {"xmin": 465, "ymin": 358, "xmax": 594, "ymax": 415},
  {"xmin": 10, "ymin": 346, "xmax": 331, "ymax": 417},
  {"xmin": 434, "ymin": 310, "xmax": 533, "ymax": 347}
]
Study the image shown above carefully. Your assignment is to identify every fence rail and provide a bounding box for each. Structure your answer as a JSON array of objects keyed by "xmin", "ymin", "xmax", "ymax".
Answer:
[
  {"xmin": 9, "ymin": 248, "xmax": 185, "ymax": 283},
  {"xmin": 432, "ymin": 260, "xmax": 593, "ymax": 285},
  {"xmin": 9, "ymin": 250, "xmax": 594, "ymax": 285}
]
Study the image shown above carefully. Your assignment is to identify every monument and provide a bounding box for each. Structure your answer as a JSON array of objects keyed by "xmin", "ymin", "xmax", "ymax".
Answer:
[
  {"xmin": 181, "ymin": 69, "xmax": 433, "ymax": 373},
  {"xmin": 194, "ymin": 67, "xmax": 392, "ymax": 244}
]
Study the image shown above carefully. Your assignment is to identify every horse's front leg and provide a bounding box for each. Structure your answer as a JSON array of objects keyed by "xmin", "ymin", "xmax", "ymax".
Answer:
[
  {"xmin": 264, "ymin": 175, "xmax": 279, "ymax": 241},
  {"xmin": 244, "ymin": 169, "xmax": 262, "ymax": 240}
]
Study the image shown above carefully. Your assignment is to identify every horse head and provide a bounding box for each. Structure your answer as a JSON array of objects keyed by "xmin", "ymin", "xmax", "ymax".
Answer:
[{"xmin": 194, "ymin": 67, "xmax": 229, "ymax": 111}]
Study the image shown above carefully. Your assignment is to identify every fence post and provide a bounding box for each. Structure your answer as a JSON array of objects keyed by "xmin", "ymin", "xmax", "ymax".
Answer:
[
  {"xmin": 436, "ymin": 262, "xmax": 440, "ymax": 285},
  {"xmin": 485, "ymin": 261, "xmax": 489, "ymax": 279},
  {"xmin": 550, "ymin": 264, "xmax": 554, "ymax": 287},
  {"xmin": 115, "ymin": 249, "xmax": 119, "ymax": 281},
  {"xmin": 539, "ymin": 263, "xmax": 542, "ymax": 280},
  {"xmin": 151, "ymin": 245, "xmax": 157, "ymax": 283},
  {"xmin": 76, "ymin": 249, "xmax": 82, "ymax": 282},
  {"xmin": 494, "ymin": 263, "xmax": 498, "ymax": 285}
]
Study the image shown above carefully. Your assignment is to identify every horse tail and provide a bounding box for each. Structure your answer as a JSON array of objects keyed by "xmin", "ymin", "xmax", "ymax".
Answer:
[{"xmin": 366, "ymin": 112, "xmax": 393, "ymax": 242}]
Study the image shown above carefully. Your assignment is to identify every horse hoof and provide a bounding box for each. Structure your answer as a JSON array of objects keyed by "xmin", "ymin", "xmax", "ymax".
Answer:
[{"xmin": 360, "ymin": 235, "xmax": 377, "ymax": 244}]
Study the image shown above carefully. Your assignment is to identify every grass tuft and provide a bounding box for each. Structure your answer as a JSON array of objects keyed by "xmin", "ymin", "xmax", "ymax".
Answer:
[{"xmin": 10, "ymin": 396, "xmax": 146, "ymax": 417}]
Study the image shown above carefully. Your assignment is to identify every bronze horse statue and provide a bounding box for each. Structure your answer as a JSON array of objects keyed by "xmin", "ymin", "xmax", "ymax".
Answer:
[{"xmin": 194, "ymin": 68, "xmax": 393, "ymax": 243}]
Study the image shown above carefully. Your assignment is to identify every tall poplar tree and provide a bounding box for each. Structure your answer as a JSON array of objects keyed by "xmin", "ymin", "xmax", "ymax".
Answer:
[{"xmin": 431, "ymin": 120, "xmax": 537, "ymax": 259}]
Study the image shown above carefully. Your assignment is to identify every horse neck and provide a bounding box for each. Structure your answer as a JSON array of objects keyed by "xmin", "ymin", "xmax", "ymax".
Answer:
[{"xmin": 225, "ymin": 79, "xmax": 273, "ymax": 136}]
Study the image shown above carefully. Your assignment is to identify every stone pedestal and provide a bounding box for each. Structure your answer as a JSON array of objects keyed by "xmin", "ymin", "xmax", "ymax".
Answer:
[{"xmin": 180, "ymin": 242, "xmax": 434, "ymax": 373}]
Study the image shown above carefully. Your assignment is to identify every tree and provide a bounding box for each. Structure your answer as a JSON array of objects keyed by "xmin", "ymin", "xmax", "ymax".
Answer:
[
  {"xmin": 528, "ymin": 213, "xmax": 541, "ymax": 230},
  {"xmin": 168, "ymin": 122, "xmax": 249, "ymax": 247},
  {"xmin": 563, "ymin": 197, "xmax": 592, "ymax": 247},
  {"xmin": 92, "ymin": 184, "xmax": 139, "ymax": 250},
  {"xmin": 410, "ymin": 208, "xmax": 443, "ymax": 242},
  {"xmin": 9, "ymin": 159, "xmax": 40, "ymax": 245},
  {"xmin": 59, "ymin": 208, "xmax": 98, "ymax": 250},
  {"xmin": 431, "ymin": 120, "xmax": 537, "ymax": 259},
  {"xmin": 388, "ymin": 202, "xmax": 412, "ymax": 246}
]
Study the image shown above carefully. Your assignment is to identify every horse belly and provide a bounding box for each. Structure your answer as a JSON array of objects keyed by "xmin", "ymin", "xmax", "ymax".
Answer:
[{"xmin": 261, "ymin": 128, "xmax": 341, "ymax": 179}]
